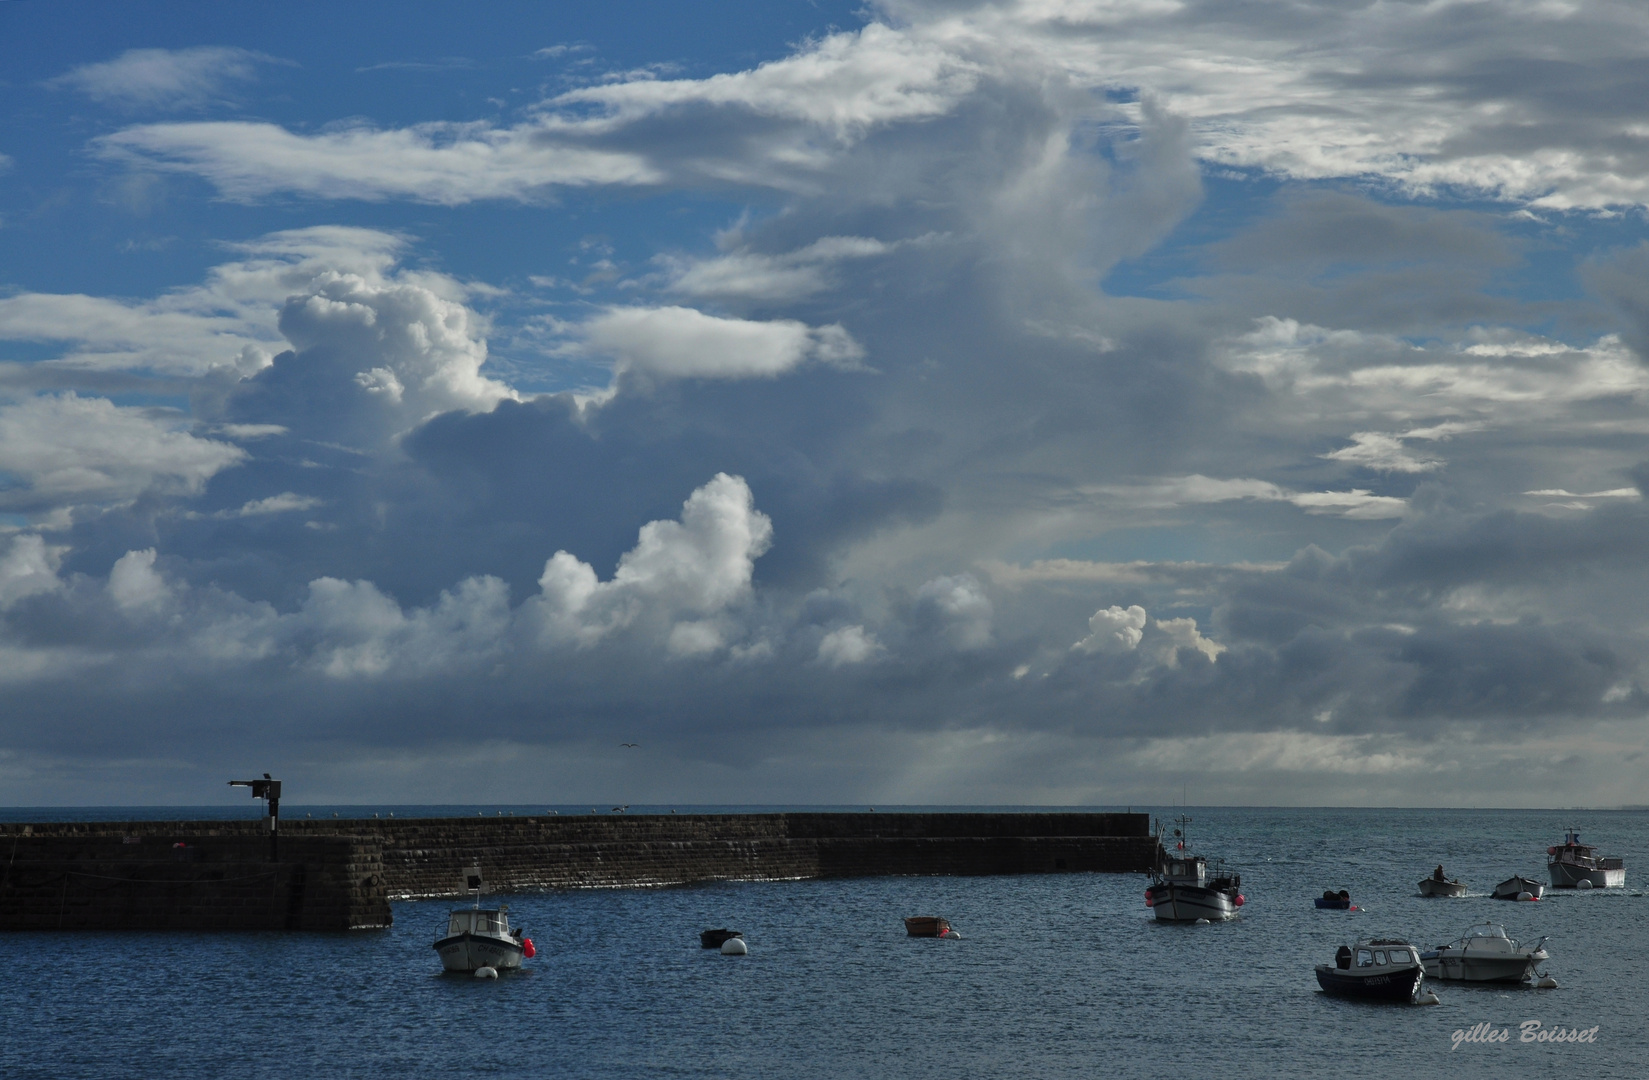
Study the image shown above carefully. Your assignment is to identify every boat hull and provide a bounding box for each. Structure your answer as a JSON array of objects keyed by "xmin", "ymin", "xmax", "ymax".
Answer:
[
  {"xmin": 433, "ymin": 932, "xmax": 525, "ymax": 973},
  {"xmin": 1148, "ymin": 882, "xmax": 1237, "ymax": 922},
  {"xmin": 1418, "ymin": 878, "xmax": 1468, "ymax": 898},
  {"xmin": 1315, "ymin": 964, "xmax": 1423, "ymax": 1003},
  {"xmin": 1422, "ymin": 954, "xmax": 1538, "ymax": 983},
  {"xmin": 1549, "ymin": 861, "xmax": 1625, "ymax": 889},
  {"xmin": 1491, "ymin": 876, "xmax": 1545, "ymax": 900}
]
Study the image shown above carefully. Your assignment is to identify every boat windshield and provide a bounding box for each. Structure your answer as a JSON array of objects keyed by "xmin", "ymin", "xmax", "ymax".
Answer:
[
  {"xmin": 448, "ymin": 911, "xmax": 510, "ymax": 936},
  {"xmin": 1356, "ymin": 949, "xmax": 1374, "ymax": 967}
]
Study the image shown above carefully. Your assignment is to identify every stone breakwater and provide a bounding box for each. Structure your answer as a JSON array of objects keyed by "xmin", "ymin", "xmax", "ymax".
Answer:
[{"xmin": 0, "ymin": 812, "xmax": 1158, "ymax": 931}]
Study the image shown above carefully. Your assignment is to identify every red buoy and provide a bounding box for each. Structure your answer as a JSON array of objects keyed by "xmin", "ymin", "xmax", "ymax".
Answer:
[
  {"xmin": 1234, "ymin": 894, "xmax": 1245, "ymax": 907},
  {"xmin": 522, "ymin": 937, "xmax": 536, "ymax": 958}
]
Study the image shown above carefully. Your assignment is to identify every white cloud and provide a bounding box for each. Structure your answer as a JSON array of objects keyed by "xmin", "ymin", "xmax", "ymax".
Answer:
[
  {"xmin": 0, "ymin": 394, "xmax": 244, "ymax": 512},
  {"xmin": 1321, "ymin": 432, "xmax": 1442, "ymax": 474},
  {"xmin": 817, "ymin": 625, "xmax": 884, "ymax": 666},
  {"xmin": 579, "ymin": 306, "xmax": 865, "ymax": 379},
  {"xmin": 528, "ymin": 473, "xmax": 773, "ymax": 649},
  {"xmin": 915, "ymin": 573, "xmax": 993, "ymax": 649},
  {"xmin": 1074, "ymin": 604, "xmax": 1146, "ymax": 653},
  {"xmin": 1151, "ymin": 616, "xmax": 1224, "ymax": 665},
  {"xmin": 0, "ymin": 535, "xmax": 63, "ymax": 610},
  {"xmin": 107, "ymin": 548, "xmax": 174, "ymax": 613},
  {"xmin": 48, "ymin": 47, "xmax": 281, "ymax": 110},
  {"xmin": 0, "ymin": 226, "xmax": 412, "ymax": 377},
  {"xmin": 99, "ymin": 121, "xmax": 661, "ymax": 204},
  {"xmin": 661, "ymin": 235, "xmax": 917, "ymax": 302},
  {"xmin": 84, "ymin": 5, "xmax": 1649, "ymax": 211},
  {"xmin": 1090, "ymin": 474, "xmax": 1408, "ymax": 519}
]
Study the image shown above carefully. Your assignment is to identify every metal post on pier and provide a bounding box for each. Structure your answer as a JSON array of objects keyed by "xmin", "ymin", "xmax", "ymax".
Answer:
[{"xmin": 228, "ymin": 775, "xmax": 281, "ymax": 861}]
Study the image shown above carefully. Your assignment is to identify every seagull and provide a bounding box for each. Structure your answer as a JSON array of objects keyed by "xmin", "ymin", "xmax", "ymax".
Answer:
[
  {"xmin": 611, "ymin": 805, "xmax": 629, "ymax": 813},
  {"xmin": 620, "ymin": 743, "xmax": 639, "ymax": 748}
]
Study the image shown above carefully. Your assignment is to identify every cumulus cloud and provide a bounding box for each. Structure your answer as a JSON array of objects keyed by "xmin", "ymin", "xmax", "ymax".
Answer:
[
  {"xmin": 0, "ymin": 226, "xmax": 413, "ymax": 377},
  {"xmin": 817, "ymin": 624, "xmax": 882, "ymax": 666},
  {"xmin": 1074, "ymin": 604, "xmax": 1147, "ymax": 653},
  {"xmin": 578, "ymin": 306, "xmax": 865, "ymax": 379},
  {"xmin": 48, "ymin": 47, "xmax": 282, "ymax": 111},
  {"xmin": 527, "ymin": 473, "xmax": 772, "ymax": 650}
]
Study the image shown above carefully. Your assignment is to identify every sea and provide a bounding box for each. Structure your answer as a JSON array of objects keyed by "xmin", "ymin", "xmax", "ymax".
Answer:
[{"xmin": 2, "ymin": 805, "xmax": 1645, "ymax": 1079}]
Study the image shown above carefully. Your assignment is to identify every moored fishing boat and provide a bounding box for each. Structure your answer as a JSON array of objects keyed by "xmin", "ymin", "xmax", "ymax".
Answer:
[
  {"xmin": 1315, "ymin": 939, "xmax": 1425, "ymax": 1003},
  {"xmin": 1145, "ymin": 816, "xmax": 1243, "ymax": 922},
  {"xmin": 1548, "ymin": 829, "xmax": 1625, "ymax": 889}
]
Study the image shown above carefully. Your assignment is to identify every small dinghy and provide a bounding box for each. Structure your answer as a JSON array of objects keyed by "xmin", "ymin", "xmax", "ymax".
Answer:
[
  {"xmin": 1315, "ymin": 889, "xmax": 1355, "ymax": 910},
  {"xmin": 1492, "ymin": 875, "xmax": 1545, "ymax": 901},
  {"xmin": 1422, "ymin": 923, "xmax": 1549, "ymax": 983},
  {"xmin": 904, "ymin": 916, "xmax": 952, "ymax": 937},
  {"xmin": 1419, "ymin": 866, "xmax": 1467, "ymax": 897},
  {"xmin": 700, "ymin": 928, "xmax": 743, "ymax": 949},
  {"xmin": 1315, "ymin": 939, "xmax": 1425, "ymax": 1003}
]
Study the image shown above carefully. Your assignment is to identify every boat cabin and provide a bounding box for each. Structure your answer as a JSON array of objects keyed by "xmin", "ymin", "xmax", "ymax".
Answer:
[
  {"xmin": 1162, "ymin": 856, "xmax": 1208, "ymax": 886},
  {"xmin": 1549, "ymin": 830, "xmax": 1623, "ymax": 871},
  {"xmin": 1335, "ymin": 940, "xmax": 1419, "ymax": 969},
  {"xmin": 447, "ymin": 909, "xmax": 512, "ymax": 938}
]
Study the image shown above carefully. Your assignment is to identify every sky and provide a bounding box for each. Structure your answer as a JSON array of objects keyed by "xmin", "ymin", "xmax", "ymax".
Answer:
[{"xmin": 3, "ymin": 0, "xmax": 1649, "ymax": 807}]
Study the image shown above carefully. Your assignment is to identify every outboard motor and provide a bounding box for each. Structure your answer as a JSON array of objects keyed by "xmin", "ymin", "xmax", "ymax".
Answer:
[{"xmin": 1335, "ymin": 945, "xmax": 1353, "ymax": 970}]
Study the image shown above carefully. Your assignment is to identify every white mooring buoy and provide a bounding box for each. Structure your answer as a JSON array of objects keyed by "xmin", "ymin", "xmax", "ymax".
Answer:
[
  {"xmin": 721, "ymin": 938, "xmax": 749, "ymax": 956},
  {"xmin": 474, "ymin": 966, "xmax": 498, "ymax": 979},
  {"xmin": 1194, "ymin": 918, "xmax": 1211, "ymax": 925},
  {"xmin": 1517, "ymin": 891, "xmax": 1535, "ymax": 902},
  {"xmin": 1538, "ymin": 976, "xmax": 1559, "ymax": 989},
  {"xmin": 1417, "ymin": 990, "xmax": 1441, "ymax": 1005},
  {"xmin": 1577, "ymin": 878, "xmax": 1594, "ymax": 890}
]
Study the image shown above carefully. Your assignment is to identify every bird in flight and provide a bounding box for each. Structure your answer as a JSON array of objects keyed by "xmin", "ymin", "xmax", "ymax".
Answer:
[
  {"xmin": 611, "ymin": 805, "xmax": 629, "ymax": 813},
  {"xmin": 620, "ymin": 742, "xmax": 639, "ymax": 748}
]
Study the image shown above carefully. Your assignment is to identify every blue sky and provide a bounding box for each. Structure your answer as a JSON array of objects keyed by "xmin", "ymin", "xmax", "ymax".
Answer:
[{"xmin": 5, "ymin": 0, "xmax": 1649, "ymax": 806}]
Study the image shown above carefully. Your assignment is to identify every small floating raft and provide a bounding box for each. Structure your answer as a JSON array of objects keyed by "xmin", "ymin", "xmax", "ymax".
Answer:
[
  {"xmin": 904, "ymin": 916, "xmax": 951, "ymax": 937},
  {"xmin": 700, "ymin": 928, "xmax": 743, "ymax": 949}
]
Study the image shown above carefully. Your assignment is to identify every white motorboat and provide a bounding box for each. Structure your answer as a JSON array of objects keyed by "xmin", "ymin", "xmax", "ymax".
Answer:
[
  {"xmin": 1422, "ymin": 923, "xmax": 1549, "ymax": 983},
  {"xmin": 1491, "ymin": 875, "xmax": 1545, "ymax": 901},
  {"xmin": 1145, "ymin": 816, "xmax": 1243, "ymax": 922},
  {"xmin": 432, "ymin": 865, "xmax": 533, "ymax": 973},
  {"xmin": 1548, "ymin": 829, "xmax": 1625, "ymax": 889}
]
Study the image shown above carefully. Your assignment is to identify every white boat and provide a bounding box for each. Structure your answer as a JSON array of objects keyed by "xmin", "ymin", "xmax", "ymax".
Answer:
[
  {"xmin": 1547, "ymin": 829, "xmax": 1625, "ymax": 889},
  {"xmin": 1491, "ymin": 875, "xmax": 1545, "ymax": 901},
  {"xmin": 1422, "ymin": 923, "xmax": 1549, "ymax": 983},
  {"xmin": 433, "ymin": 908, "xmax": 528, "ymax": 973},
  {"xmin": 1418, "ymin": 866, "xmax": 1467, "ymax": 897},
  {"xmin": 1145, "ymin": 816, "xmax": 1243, "ymax": 922},
  {"xmin": 432, "ymin": 865, "xmax": 532, "ymax": 973}
]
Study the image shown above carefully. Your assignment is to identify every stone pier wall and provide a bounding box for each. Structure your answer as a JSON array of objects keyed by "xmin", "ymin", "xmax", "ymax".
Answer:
[{"xmin": 0, "ymin": 812, "xmax": 1158, "ymax": 930}]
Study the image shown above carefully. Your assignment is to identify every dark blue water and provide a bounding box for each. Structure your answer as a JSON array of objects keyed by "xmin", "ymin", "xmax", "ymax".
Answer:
[{"xmin": 3, "ymin": 807, "xmax": 1645, "ymax": 1078}]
